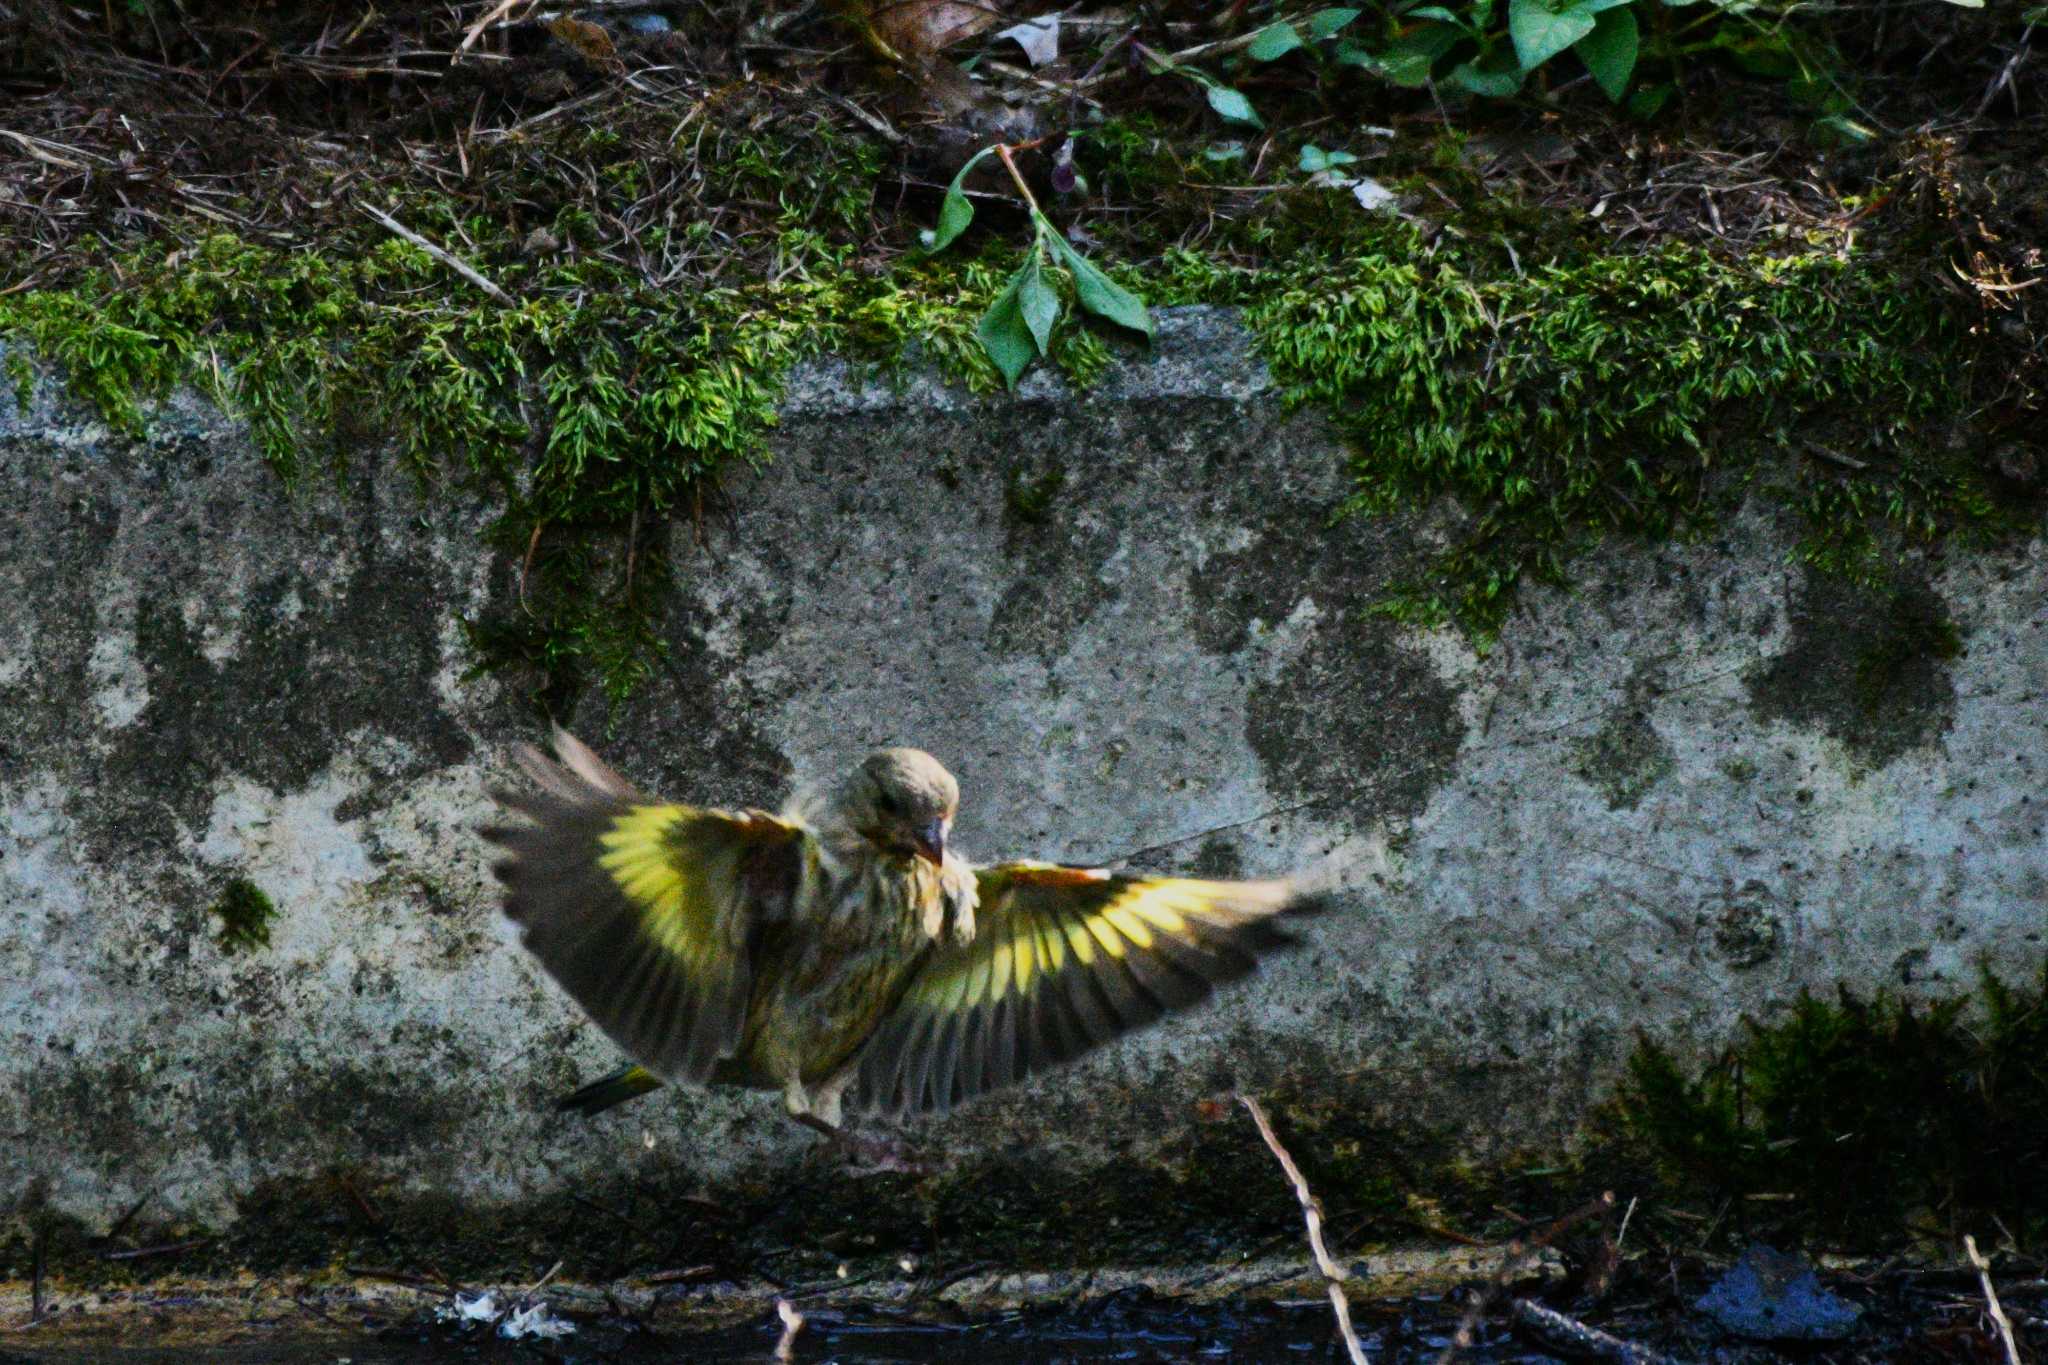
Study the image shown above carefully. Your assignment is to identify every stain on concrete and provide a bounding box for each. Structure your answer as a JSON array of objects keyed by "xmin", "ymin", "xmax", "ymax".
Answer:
[
  {"xmin": 1698, "ymin": 881, "xmax": 1785, "ymax": 969},
  {"xmin": 1247, "ymin": 611, "xmax": 1465, "ymax": 827},
  {"xmin": 1748, "ymin": 571, "xmax": 1960, "ymax": 766},
  {"xmin": 1570, "ymin": 710, "xmax": 1676, "ymax": 811},
  {"xmin": 987, "ymin": 458, "xmax": 1119, "ymax": 660},
  {"xmin": 94, "ymin": 541, "xmax": 471, "ymax": 859},
  {"xmin": 1188, "ymin": 837, "xmax": 1244, "ymax": 879},
  {"xmin": 581, "ymin": 547, "xmax": 795, "ymax": 808}
]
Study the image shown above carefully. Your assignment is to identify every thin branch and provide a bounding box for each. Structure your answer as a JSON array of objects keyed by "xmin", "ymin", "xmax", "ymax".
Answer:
[
  {"xmin": 1972, "ymin": 25, "xmax": 2033, "ymax": 121},
  {"xmin": 772, "ymin": 1297, "xmax": 805, "ymax": 1361},
  {"xmin": 359, "ymin": 203, "xmax": 515, "ymax": 306},
  {"xmin": 1434, "ymin": 1192, "xmax": 1616, "ymax": 1364},
  {"xmin": 1964, "ymin": 1235, "xmax": 2022, "ymax": 1365},
  {"xmin": 1237, "ymin": 1093, "xmax": 1369, "ymax": 1365},
  {"xmin": 1510, "ymin": 1299, "xmax": 1681, "ymax": 1365}
]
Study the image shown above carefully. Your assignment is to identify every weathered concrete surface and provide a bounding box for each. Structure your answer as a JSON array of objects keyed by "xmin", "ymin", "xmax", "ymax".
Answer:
[{"xmin": 2, "ymin": 310, "xmax": 2044, "ymax": 1232}]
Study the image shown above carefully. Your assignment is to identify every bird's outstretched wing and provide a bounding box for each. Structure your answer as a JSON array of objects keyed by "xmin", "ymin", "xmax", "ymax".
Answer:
[
  {"xmin": 855, "ymin": 862, "xmax": 1315, "ymax": 1115},
  {"xmin": 485, "ymin": 728, "xmax": 811, "ymax": 1084}
]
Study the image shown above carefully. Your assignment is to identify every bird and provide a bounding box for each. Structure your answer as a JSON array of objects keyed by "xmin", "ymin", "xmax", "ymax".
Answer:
[{"xmin": 485, "ymin": 727, "xmax": 1328, "ymax": 1160}]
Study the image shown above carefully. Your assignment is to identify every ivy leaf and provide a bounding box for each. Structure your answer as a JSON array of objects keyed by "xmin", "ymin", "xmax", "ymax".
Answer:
[
  {"xmin": 1298, "ymin": 144, "xmax": 1360, "ymax": 173},
  {"xmin": 1508, "ymin": 0, "xmax": 1597, "ymax": 70},
  {"xmin": 1574, "ymin": 5, "xmax": 1637, "ymax": 100},
  {"xmin": 1204, "ymin": 82, "xmax": 1262, "ymax": 126},
  {"xmin": 1370, "ymin": 22, "xmax": 1458, "ymax": 84},
  {"xmin": 1330, "ymin": 39, "xmax": 1374, "ymax": 67},
  {"xmin": 1017, "ymin": 248, "xmax": 1059, "ymax": 357},
  {"xmin": 1307, "ymin": 6, "xmax": 1363, "ymax": 38},
  {"xmin": 1247, "ymin": 21, "xmax": 1305, "ymax": 60},
  {"xmin": 926, "ymin": 145, "xmax": 998, "ymax": 253},
  {"xmin": 1447, "ymin": 60, "xmax": 1525, "ymax": 96},
  {"xmin": 1044, "ymin": 218, "xmax": 1154, "ymax": 338},
  {"xmin": 976, "ymin": 257, "xmax": 1041, "ymax": 387},
  {"xmin": 1627, "ymin": 81, "xmax": 1673, "ymax": 118}
]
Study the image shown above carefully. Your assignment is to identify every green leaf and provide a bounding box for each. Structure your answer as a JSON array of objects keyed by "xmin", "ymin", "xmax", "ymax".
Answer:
[
  {"xmin": 1204, "ymin": 141, "xmax": 1248, "ymax": 161},
  {"xmin": 1403, "ymin": 5, "xmax": 1465, "ymax": 24},
  {"xmin": 1939, "ymin": 0, "xmax": 1985, "ymax": 7},
  {"xmin": 1308, "ymin": 6, "xmax": 1363, "ymax": 38},
  {"xmin": 1508, "ymin": 0, "xmax": 1597, "ymax": 70},
  {"xmin": 1447, "ymin": 60, "xmax": 1524, "ymax": 95},
  {"xmin": 1044, "ymin": 218, "xmax": 1154, "ymax": 338},
  {"xmin": 1626, "ymin": 80, "xmax": 1673, "ymax": 119},
  {"xmin": 1017, "ymin": 248, "xmax": 1059, "ymax": 357},
  {"xmin": 1330, "ymin": 38, "xmax": 1377, "ymax": 67},
  {"xmin": 2024, "ymin": 5, "xmax": 2048, "ymax": 20},
  {"xmin": 1372, "ymin": 22, "xmax": 1458, "ymax": 84},
  {"xmin": 1298, "ymin": 144, "xmax": 1360, "ymax": 172},
  {"xmin": 926, "ymin": 145, "xmax": 998, "ymax": 253},
  {"xmin": 976, "ymin": 259, "xmax": 1041, "ymax": 387},
  {"xmin": 1574, "ymin": 4, "xmax": 1637, "ymax": 100},
  {"xmin": 1717, "ymin": 29, "xmax": 1802, "ymax": 79},
  {"xmin": 1811, "ymin": 112, "xmax": 1876, "ymax": 145},
  {"xmin": 1247, "ymin": 21, "xmax": 1305, "ymax": 60},
  {"xmin": 1204, "ymin": 83, "xmax": 1262, "ymax": 126}
]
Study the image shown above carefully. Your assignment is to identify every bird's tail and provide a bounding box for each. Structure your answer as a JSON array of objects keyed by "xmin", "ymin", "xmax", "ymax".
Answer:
[{"xmin": 555, "ymin": 1063, "xmax": 663, "ymax": 1117}]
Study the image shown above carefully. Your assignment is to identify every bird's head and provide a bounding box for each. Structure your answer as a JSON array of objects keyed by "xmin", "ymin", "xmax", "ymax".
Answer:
[{"xmin": 849, "ymin": 748, "xmax": 959, "ymax": 866}]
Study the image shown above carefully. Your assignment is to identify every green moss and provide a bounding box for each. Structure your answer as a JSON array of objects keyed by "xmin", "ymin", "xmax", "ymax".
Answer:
[
  {"xmin": 1229, "ymin": 234, "xmax": 2003, "ymax": 642},
  {"xmin": 208, "ymin": 877, "xmax": 278, "ymax": 955},
  {"xmin": 0, "ymin": 231, "xmax": 1016, "ymax": 712},
  {"xmin": 0, "ymin": 149, "xmax": 2022, "ymax": 701},
  {"xmin": 1613, "ymin": 963, "xmax": 2048, "ymax": 1244},
  {"xmin": 1004, "ymin": 462, "xmax": 1068, "ymax": 526}
]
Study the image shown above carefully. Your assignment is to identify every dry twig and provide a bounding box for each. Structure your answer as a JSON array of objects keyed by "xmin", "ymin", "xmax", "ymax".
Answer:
[
  {"xmin": 1236, "ymin": 1093, "xmax": 1369, "ymax": 1365},
  {"xmin": 359, "ymin": 203, "xmax": 515, "ymax": 305},
  {"xmin": 1510, "ymin": 1299, "xmax": 1681, "ymax": 1365},
  {"xmin": 1964, "ymin": 1234, "xmax": 2023, "ymax": 1365},
  {"xmin": 772, "ymin": 1296, "xmax": 805, "ymax": 1361},
  {"xmin": 1433, "ymin": 1191, "xmax": 1616, "ymax": 1365}
]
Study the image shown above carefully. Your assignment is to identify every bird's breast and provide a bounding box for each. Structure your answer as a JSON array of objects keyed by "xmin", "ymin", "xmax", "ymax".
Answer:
[{"xmin": 736, "ymin": 856, "xmax": 943, "ymax": 1085}]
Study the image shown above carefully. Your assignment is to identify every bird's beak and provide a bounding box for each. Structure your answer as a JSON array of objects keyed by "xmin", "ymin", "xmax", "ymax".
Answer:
[{"xmin": 913, "ymin": 819, "xmax": 947, "ymax": 866}]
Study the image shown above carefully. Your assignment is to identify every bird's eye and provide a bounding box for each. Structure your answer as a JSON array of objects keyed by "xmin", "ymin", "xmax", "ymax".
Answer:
[{"xmin": 876, "ymin": 790, "xmax": 901, "ymax": 816}]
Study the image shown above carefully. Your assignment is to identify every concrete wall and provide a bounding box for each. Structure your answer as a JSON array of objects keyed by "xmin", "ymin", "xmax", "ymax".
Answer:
[{"xmin": 2, "ymin": 310, "xmax": 2042, "ymax": 1228}]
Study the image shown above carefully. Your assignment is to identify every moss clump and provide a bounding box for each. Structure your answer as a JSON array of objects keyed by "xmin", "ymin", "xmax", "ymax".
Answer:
[
  {"xmin": 208, "ymin": 877, "xmax": 278, "ymax": 955},
  {"xmin": 0, "ymin": 232, "xmax": 1009, "ymax": 711},
  {"xmin": 1004, "ymin": 462, "xmax": 1068, "ymax": 526},
  {"xmin": 1614, "ymin": 963, "xmax": 2048, "ymax": 1245},
  {"xmin": 0, "ymin": 193, "xmax": 2021, "ymax": 701},
  {"xmin": 1232, "ymin": 232, "xmax": 2004, "ymax": 642}
]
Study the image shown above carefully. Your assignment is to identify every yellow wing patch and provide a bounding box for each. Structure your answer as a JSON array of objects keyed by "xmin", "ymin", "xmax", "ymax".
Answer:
[
  {"xmin": 597, "ymin": 804, "xmax": 695, "ymax": 954},
  {"xmin": 862, "ymin": 863, "xmax": 1307, "ymax": 1114}
]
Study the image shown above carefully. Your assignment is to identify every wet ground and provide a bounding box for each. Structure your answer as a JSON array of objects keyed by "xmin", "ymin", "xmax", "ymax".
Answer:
[{"xmin": 7, "ymin": 1253, "xmax": 2043, "ymax": 1365}]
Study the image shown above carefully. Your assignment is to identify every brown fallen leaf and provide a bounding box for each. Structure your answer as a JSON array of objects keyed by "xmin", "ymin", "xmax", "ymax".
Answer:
[
  {"xmin": 871, "ymin": 0, "xmax": 1003, "ymax": 62},
  {"xmin": 547, "ymin": 15, "xmax": 619, "ymax": 67}
]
